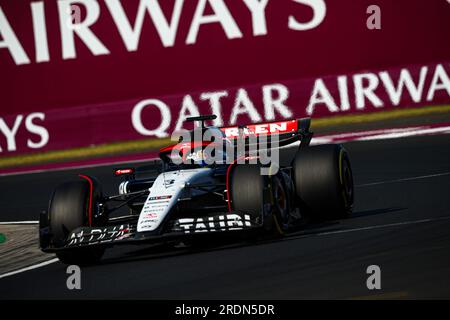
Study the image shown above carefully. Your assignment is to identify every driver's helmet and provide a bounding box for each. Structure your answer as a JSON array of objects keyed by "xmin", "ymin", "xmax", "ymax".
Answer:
[
  {"xmin": 185, "ymin": 149, "xmax": 207, "ymax": 167},
  {"xmin": 184, "ymin": 146, "xmax": 229, "ymax": 167},
  {"xmin": 179, "ymin": 127, "xmax": 231, "ymax": 167}
]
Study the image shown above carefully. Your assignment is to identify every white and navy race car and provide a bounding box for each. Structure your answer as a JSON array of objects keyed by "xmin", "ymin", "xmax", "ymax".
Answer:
[{"xmin": 39, "ymin": 115, "xmax": 354, "ymax": 265}]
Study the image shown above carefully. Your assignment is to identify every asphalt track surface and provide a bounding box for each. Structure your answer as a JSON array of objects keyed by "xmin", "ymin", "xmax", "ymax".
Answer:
[{"xmin": 1, "ymin": 134, "xmax": 450, "ymax": 299}]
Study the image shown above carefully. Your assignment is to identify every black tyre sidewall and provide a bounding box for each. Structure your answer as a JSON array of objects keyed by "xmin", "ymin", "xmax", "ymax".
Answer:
[
  {"xmin": 293, "ymin": 144, "xmax": 354, "ymax": 220},
  {"xmin": 230, "ymin": 165, "xmax": 264, "ymax": 218},
  {"xmin": 49, "ymin": 178, "xmax": 105, "ymax": 264},
  {"xmin": 49, "ymin": 180, "xmax": 90, "ymax": 247},
  {"xmin": 230, "ymin": 165, "xmax": 291, "ymax": 235}
]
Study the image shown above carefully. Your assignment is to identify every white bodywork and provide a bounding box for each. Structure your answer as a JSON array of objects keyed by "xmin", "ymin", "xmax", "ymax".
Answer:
[{"xmin": 137, "ymin": 168, "xmax": 213, "ymax": 232}]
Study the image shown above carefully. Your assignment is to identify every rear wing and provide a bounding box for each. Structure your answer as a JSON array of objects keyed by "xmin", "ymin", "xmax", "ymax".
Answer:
[
  {"xmin": 219, "ymin": 118, "xmax": 313, "ymax": 148},
  {"xmin": 159, "ymin": 117, "xmax": 313, "ymax": 163}
]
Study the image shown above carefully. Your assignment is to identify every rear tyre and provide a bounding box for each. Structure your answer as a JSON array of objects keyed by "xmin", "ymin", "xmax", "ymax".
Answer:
[
  {"xmin": 49, "ymin": 179, "xmax": 105, "ymax": 265},
  {"xmin": 292, "ymin": 144, "xmax": 354, "ymax": 220}
]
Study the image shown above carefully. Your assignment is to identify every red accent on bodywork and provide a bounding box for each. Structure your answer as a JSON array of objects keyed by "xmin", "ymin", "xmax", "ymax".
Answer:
[
  {"xmin": 78, "ymin": 174, "xmax": 94, "ymax": 226},
  {"xmin": 160, "ymin": 141, "xmax": 213, "ymax": 154},
  {"xmin": 220, "ymin": 120, "xmax": 298, "ymax": 139},
  {"xmin": 114, "ymin": 168, "xmax": 134, "ymax": 176},
  {"xmin": 159, "ymin": 144, "xmax": 178, "ymax": 154}
]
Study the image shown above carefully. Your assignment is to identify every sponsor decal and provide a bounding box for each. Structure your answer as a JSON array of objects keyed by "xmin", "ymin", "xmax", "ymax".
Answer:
[
  {"xmin": 139, "ymin": 219, "xmax": 158, "ymax": 228},
  {"xmin": 1, "ymin": 62, "xmax": 449, "ymax": 156},
  {"xmin": 221, "ymin": 120, "xmax": 298, "ymax": 138},
  {"xmin": 138, "ymin": 189, "xmax": 175, "ymax": 232},
  {"xmin": 148, "ymin": 195, "xmax": 173, "ymax": 201},
  {"xmin": 175, "ymin": 214, "xmax": 253, "ymax": 233},
  {"xmin": 0, "ymin": 0, "xmax": 326, "ymax": 66},
  {"xmin": 1, "ymin": 1, "xmax": 449, "ymax": 160},
  {"xmin": 0, "ymin": 112, "xmax": 49, "ymax": 153},
  {"xmin": 143, "ymin": 213, "xmax": 158, "ymax": 219},
  {"xmin": 131, "ymin": 64, "xmax": 450, "ymax": 138},
  {"xmin": 114, "ymin": 168, "xmax": 134, "ymax": 176},
  {"xmin": 67, "ymin": 224, "xmax": 132, "ymax": 246}
]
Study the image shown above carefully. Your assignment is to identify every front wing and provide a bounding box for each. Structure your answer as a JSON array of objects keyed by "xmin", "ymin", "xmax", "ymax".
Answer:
[{"xmin": 40, "ymin": 211, "xmax": 263, "ymax": 252}]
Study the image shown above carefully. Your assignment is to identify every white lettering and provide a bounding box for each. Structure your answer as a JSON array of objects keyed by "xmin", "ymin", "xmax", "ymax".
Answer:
[
  {"xmin": 354, "ymin": 73, "xmax": 383, "ymax": 109},
  {"xmin": 132, "ymin": 99, "xmax": 171, "ymax": 137},
  {"xmin": 230, "ymin": 89, "xmax": 262, "ymax": 124},
  {"xmin": 200, "ymin": 91, "xmax": 228, "ymax": 127},
  {"xmin": 105, "ymin": 0, "xmax": 184, "ymax": 50},
  {"xmin": 288, "ymin": 0, "xmax": 326, "ymax": 31},
  {"xmin": 186, "ymin": 0, "xmax": 243, "ymax": 45},
  {"xmin": 58, "ymin": 0, "xmax": 110, "ymax": 60},
  {"xmin": 306, "ymin": 78, "xmax": 339, "ymax": 115},
  {"xmin": 263, "ymin": 83, "xmax": 292, "ymax": 120},
  {"xmin": 380, "ymin": 67, "xmax": 428, "ymax": 105},
  {"xmin": 175, "ymin": 95, "xmax": 200, "ymax": 131},
  {"xmin": 31, "ymin": 2, "xmax": 50, "ymax": 63},
  {"xmin": 0, "ymin": 7, "xmax": 30, "ymax": 64},
  {"xmin": 427, "ymin": 64, "xmax": 450, "ymax": 101},
  {"xmin": 242, "ymin": 0, "xmax": 270, "ymax": 36},
  {"xmin": 338, "ymin": 75, "xmax": 350, "ymax": 111},
  {"xmin": 0, "ymin": 115, "xmax": 23, "ymax": 152},
  {"xmin": 25, "ymin": 113, "xmax": 49, "ymax": 149}
]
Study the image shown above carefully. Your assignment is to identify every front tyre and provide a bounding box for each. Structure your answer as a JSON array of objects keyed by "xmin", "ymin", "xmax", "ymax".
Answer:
[
  {"xmin": 230, "ymin": 165, "xmax": 264, "ymax": 219},
  {"xmin": 49, "ymin": 178, "xmax": 105, "ymax": 265},
  {"xmin": 230, "ymin": 165, "xmax": 290, "ymax": 236}
]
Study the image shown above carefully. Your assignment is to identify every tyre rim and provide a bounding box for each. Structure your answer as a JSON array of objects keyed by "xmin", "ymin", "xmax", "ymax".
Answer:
[
  {"xmin": 342, "ymin": 159, "xmax": 354, "ymax": 202},
  {"xmin": 274, "ymin": 181, "xmax": 289, "ymax": 224}
]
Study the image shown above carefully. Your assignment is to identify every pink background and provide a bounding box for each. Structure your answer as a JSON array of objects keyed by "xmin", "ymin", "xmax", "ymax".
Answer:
[{"xmin": 1, "ymin": 0, "xmax": 450, "ymax": 155}]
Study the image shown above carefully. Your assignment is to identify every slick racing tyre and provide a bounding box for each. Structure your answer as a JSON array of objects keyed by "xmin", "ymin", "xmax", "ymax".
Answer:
[
  {"xmin": 292, "ymin": 144, "xmax": 354, "ymax": 220},
  {"xmin": 49, "ymin": 177, "xmax": 105, "ymax": 265},
  {"xmin": 230, "ymin": 165, "xmax": 290, "ymax": 235},
  {"xmin": 230, "ymin": 165, "xmax": 264, "ymax": 218}
]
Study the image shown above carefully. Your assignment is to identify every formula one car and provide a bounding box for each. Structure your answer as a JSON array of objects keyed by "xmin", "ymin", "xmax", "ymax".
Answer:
[{"xmin": 39, "ymin": 115, "xmax": 354, "ymax": 264}]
